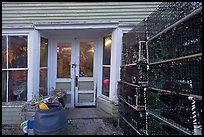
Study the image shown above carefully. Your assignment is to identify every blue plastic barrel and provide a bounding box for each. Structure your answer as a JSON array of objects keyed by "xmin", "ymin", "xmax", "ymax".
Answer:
[{"xmin": 33, "ymin": 103, "xmax": 68, "ymax": 135}]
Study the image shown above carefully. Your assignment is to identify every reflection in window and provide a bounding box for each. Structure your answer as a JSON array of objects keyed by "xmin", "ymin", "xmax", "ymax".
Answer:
[
  {"xmin": 8, "ymin": 36, "xmax": 27, "ymax": 68},
  {"xmin": 2, "ymin": 71, "xmax": 7, "ymax": 102},
  {"xmin": 57, "ymin": 43, "xmax": 72, "ymax": 78},
  {"xmin": 39, "ymin": 69, "xmax": 47, "ymax": 96},
  {"xmin": 39, "ymin": 37, "xmax": 48, "ymax": 96},
  {"xmin": 2, "ymin": 35, "xmax": 28, "ymax": 102},
  {"xmin": 102, "ymin": 67, "xmax": 110, "ymax": 97},
  {"xmin": 79, "ymin": 42, "xmax": 94, "ymax": 77},
  {"xmin": 2, "ymin": 36, "xmax": 7, "ymax": 69},
  {"xmin": 8, "ymin": 70, "xmax": 27, "ymax": 101},
  {"xmin": 103, "ymin": 36, "xmax": 112, "ymax": 65},
  {"xmin": 40, "ymin": 37, "xmax": 48, "ymax": 67},
  {"xmin": 102, "ymin": 35, "xmax": 112, "ymax": 97}
]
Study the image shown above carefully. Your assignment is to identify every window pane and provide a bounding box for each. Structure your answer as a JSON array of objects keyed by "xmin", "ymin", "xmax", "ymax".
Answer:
[
  {"xmin": 39, "ymin": 69, "xmax": 47, "ymax": 96},
  {"xmin": 79, "ymin": 42, "xmax": 94, "ymax": 77},
  {"xmin": 8, "ymin": 70, "xmax": 27, "ymax": 101},
  {"xmin": 2, "ymin": 71, "xmax": 7, "ymax": 102},
  {"xmin": 40, "ymin": 37, "xmax": 48, "ymax": 67},
  {"xmin": 2, "ymin": 36, "xmax": 7, "ymax": 69},
  {"xmin": 57, "ymin": 43, "xmax": 71, "ymax": 78},
  {"xmin": 103, "ymin": 36, "xmax": 112, "ymax": 65},
  {"xmin": 102, "ymin": 67, "xmax": 110, "ymax": 97},
  {"xmin": 8, "ymin": 36, "xmax": 27, "ymax": 68}
]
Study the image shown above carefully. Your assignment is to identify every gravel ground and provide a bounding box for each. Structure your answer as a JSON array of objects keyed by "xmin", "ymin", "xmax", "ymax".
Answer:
[
  {"xmin": 67, "ymin": 118, "xmax": 124, "ymax": 135},
  {"xmin": 2, "ymin": 118, "xmax": 124, "ymax": 135},
  {"xmin": 2, "ymin": 124, "xmax": 24, "ymax": 135}
]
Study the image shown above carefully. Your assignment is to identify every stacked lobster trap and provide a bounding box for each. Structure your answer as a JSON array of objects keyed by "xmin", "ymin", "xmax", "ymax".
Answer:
[
  {"xmin": 118, "ymin": 2, "xmax": 202, "ymax": 135},
  {"xmin": 118, "ymin": 19, "xmax": 148, "ymax": 135}
]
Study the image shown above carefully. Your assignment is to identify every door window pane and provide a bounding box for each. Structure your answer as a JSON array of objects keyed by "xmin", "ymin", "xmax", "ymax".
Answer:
[
  {"xmin": 78, "ymin": 93, "xmax": 94, "ymax": 103},
  {"xmin": 40, "ymin": 37, "xmax": 48, "ymax": 67},
  {"xmin": 8, "ymin": 36, "xmax": 27, "ymax": 68},
  {"xmin": 2, "ymin": 36, "xmax": 7, "ymax": 69},
  {"xmin": 56, "ymin": 82, "xmax": 71, "ymax": 91},
  {"xmin": 79, "ymin": 42, "xmax": 94, "ymax": 77},
  {"xmin": 2, "ymin": 71, "xmax": 7, "ymax": 102},
  {"xmin": 8, "ymin": 70, "xmax": 27, "ymax": 101},
  {"xmin": 39, "ymin": 69, "xmax": 47, "ymax": 96},
  {"xmin": 57, "ymin": 43, "xmax": 72, "ymax": 78},
  {"xmin": 102, "ymin": 67, "xmax": 110, "ymax": 97},
  {"xmin": 103, "ymin": 36, "xmax": 112, "ymax": 65}
]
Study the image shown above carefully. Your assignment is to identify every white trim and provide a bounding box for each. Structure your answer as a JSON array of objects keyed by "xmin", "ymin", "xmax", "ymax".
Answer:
[
  {"xmin": 2, "ymin": 30, "xmax": 32, "ymax": 35},
  {"xmin": 6, "ymin": 70, "xmax": 9, "ymax": 102},
  {"xmin": 34, "ymin": 22, "xmax": 119, "ymax": 30},
  {"xmin": 77, "ymin": 102, "xmax": 96, "ymax": 106},
  {"xmin": 78, "ymin": 90, "xmax": 94, "ymax": 94},
  {"xmin": 66, "ymin": 92, "xmax": 72, "ymax": 94},
  {"xmin": 6, "ymin": 36, "xmax": 9, "ymax": 102},
  {"xmin": 74, "ymin": 38, "xmax": 97, "ymax": 107},
  {"xmin": 49, "ymin": 39, "xmax": 56, "ymax": 93},
  {"xmin": 56, "ymin": 79, "xmax": 72, "ymax": 83},
  {"xmin": 109, "ymin": 27, "xmax": 123, "ymax": 104},
  {"xmin": 98, "ymin": 36, "xmax": 103, "ymax": 98},
  {"xmin": 2, "ymin": 105, "xmax": 24, "ymax": 108},
  {"xmin": 2, "ymin": 68, "xmax": 29, "ymax": 71},
  {"xmin": 102, "ymin": 65, "xmax": 111, "ymax": 67},
  {"xmin": 6, "ymin": 36, "xmax": 8, "ymax": 71},
  {"xmin": 2, "ymin": 33, "xmax": 30, "ymax": 102},
  {"xmin": 119, "ymin": 26, "xmax": 134, "ymax": 34},
  {"xmin": 28, "ymin": 30, "xmax": 41, "ymax": 100},
  {"xmin": 71, "ymin": 39, "xmax": 76, "ymax": 108},
  {"xmin": 53, "ymin": 38, "xmax": 75, "ymax": 107},
  {"xmin": 39, "ymin": 67, "xmax": 48, "ymax": 69},
  {"xmin": 78, "ymin": 77, "xmax": 94, "ymax": 81}
]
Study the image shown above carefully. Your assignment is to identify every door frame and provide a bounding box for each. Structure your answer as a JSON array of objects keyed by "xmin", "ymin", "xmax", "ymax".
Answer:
[
  {"xmin": 74, "ymin": 38, "xmax": 97, "ymax": 107},
  {"xmin": 53, "ymin": 38, "xmax": 98, "ymax": 108}
]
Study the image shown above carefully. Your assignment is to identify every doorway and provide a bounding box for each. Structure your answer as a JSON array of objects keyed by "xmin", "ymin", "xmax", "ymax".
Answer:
[{"xmin": 55, "ymin": 38, "xmax": 97, "ymax": 108}]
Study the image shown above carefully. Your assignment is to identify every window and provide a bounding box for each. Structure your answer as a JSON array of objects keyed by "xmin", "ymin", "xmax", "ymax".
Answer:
[
  {"xmin": 57, "ymin": 42, "xmax": 72, "ymax": 78},
  {"xmin": 79, "ymin": 42, "xmax": 94, "ymax": 77},
  {"xmin": 39, "ymin": 37, "xmax": 48, "ymax": 96},
  {"xmin": 102, "ymin": 36, "xmax": 112, "ymax": 97},
  {"xmin": 2, "ymin": 35, "xmax": 28, "ymax": 102}
]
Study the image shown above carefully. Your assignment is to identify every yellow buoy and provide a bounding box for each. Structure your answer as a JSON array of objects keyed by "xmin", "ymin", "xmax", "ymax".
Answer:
[
  {"xmin": 34, "ymin": 95, "xmax": 49, "ymax": 110},
  {"xmin": 39, "ymin": 103, "xmax": 49, "ymax": 110}
]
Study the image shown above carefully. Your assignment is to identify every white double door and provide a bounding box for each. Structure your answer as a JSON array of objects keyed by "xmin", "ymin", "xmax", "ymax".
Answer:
[{"xmin": 55, "ymin": 38, "xmax": 97, "ymax": 107}]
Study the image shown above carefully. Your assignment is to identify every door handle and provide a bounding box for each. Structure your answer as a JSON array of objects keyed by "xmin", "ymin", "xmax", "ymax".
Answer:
[
  {"xmin": 75, "ymin": 76, "xmax": 78, "ymax": 87},
  {"xmin": 72, "ymin": 64, "xmax": 76, "ymax": 68}
]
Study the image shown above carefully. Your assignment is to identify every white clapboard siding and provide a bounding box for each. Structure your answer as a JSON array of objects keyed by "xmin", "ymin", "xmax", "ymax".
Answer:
[{"xmin": 2, "ymin": 2, "xmax": 161, "ymax": 28}]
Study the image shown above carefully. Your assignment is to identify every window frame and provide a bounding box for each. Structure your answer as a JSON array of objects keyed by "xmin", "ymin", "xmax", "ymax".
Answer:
[
  {"xmin": 101, "ymin": 35, "xmax": 112, "ymax": 98},
  {"xmin": 39, "ymin": 36, "xmax": 49, "ymax": 96},
  {"xmin": 2, "ymin": 34, "xmax": 29, "ymax": 102}
]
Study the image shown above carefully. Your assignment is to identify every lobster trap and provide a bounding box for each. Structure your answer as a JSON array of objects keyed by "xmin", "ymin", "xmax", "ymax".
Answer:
[
  {"xmin": 147, "ymin": 2, "xmax": 202, "ymax": 38},
  {"xmin": 146, "ymin": 88, "xmax": 202, "ymax": 135},
  {"xmin": 148, "ymin": 56, "xmax": 202, "ymax": 96},
  {"xmin": 148, "ymin": 10, "xmax": 202, "ymax": 63}
]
